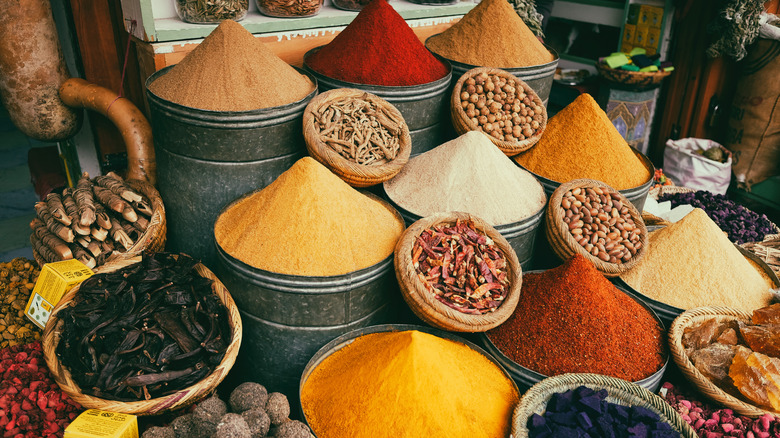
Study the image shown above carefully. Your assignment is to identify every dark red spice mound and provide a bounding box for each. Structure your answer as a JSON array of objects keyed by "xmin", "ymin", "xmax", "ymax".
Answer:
[
  {"xmin": 305, "ymin": 0, "xmax": 449, "ymax": 86},
  {"xmin": 487, "ymin": 254, "xmax": 665, "ymax": 381}
]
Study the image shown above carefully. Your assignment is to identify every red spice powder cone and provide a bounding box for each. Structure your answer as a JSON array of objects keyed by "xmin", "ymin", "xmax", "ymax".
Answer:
[{"xmin": 306, "ymin": 0, "xmax": 449, "ymax": 86}]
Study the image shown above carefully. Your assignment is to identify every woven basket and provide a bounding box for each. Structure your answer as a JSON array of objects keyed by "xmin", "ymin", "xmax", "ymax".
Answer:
[
  {"xmin": 596, "ymin": 62, "xmax": 672, "ymax": 89},
  {"xmin": 31, "ymin": 178, "xmax": 166, "ymax": 269},
  {"xmin": 394, "ymin": 212, "xmax": 522, "ymax": 332},
  {"xmin": 512, "ymin": 373, "xmax": 697, "ymax": 437},
  {"xmin": 450, "ymin": 67, "xmax": 547, "ymax": 157},
  {"xmin": 41, "ymin": 256, "xmax": 242, "ymax": 415},
  {"xmin": 669, "ymin": 306, "xmax": 780, "ymax": 417},
  {"xmin": 303, "ymin": 88, "xmax": 411, "ymax": 188},
  {"xmin": 545, "ymin": 179, "xmax": 648, "ymax": 277}
]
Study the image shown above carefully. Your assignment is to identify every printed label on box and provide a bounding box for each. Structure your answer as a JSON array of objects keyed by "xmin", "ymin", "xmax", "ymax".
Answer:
[
  {"xmin": 634, "ymin": 25, "xmax": 649, "ymax": 47},
  {"xmin": 623, "ymin": 24, "xmax": 636, "ymax": 44},
  {"xmin": 25, "ymin": 259, "xmax": 93, "ymax": 329},
  {"xmin": 647, "ymin": 27, "xmax": 661, "ymax": 49},
  {"xmin": 64, "ymin": 409, "xmax": 138, "ymax": 438}
]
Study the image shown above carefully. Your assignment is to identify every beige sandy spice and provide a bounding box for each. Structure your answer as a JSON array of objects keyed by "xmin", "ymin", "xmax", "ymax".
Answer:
[
  {"xmin": 148, "ymin": 20, "xmax": 314, "ymax": 111},
  {"xmin": 301, "ymin": 331, "xmax": 518, "ymax": 438},
  {"xmin": 621, "ymin": 208, "xmax": 775, "ymax": 311},
  {"xmin": 214, "ymin": 157, "xmax": 404, "ymax": 276},
  {"xmin": 426, "ymin": 0, "xmax": 554, "ymax": 68},
  {"xmin": 384, "ymin": 131, "xmax": 546, "ymax": 226},
  {"xmin": 514, "ymin": 93, "xmax": 651, "ymax": 190}
]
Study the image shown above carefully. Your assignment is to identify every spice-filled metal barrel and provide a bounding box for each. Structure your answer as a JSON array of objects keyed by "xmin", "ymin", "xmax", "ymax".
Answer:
[{"xmin": 145, "ymin": 66, "xmax": 316, "ymax": 266}]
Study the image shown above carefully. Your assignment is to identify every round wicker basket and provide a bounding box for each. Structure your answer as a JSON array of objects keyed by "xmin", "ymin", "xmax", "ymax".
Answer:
[
  {"xmin": 596, "ymin": 62, "xmax": 672, "ymax": 89},
  {"xmin": 512, "ymin": 373, "xmax": 697, "ymax": 437},
  {"xmin": 303, "ymin": 88, "xmax": 411, "ymax": 188},
  {"xmin": 545, "ymin": 179, "xmax": 648, "ymax": 277},
  {"xmin": 450, "ymin": 67, "xmax": 547, "ymax": 157},
  {"xmin": 669, "ymin": 306, "xmax": 780, "ymax": 417},
  {"xmin": 41, "ymin": 256, "xmax": 242, "ymax": 415},
  {"xmin": 31, "ymin": 178, "xmax": 166, "ymax": 269},
  {"xmin": 394, "ymin": 211, "xmax": 522, "ymax": 332}
]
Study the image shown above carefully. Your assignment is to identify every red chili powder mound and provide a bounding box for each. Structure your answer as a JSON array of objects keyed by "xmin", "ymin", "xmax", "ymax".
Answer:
[
  {"xmin": 486, "ymin": 254, "xmax": 665, "ymax": 381},
  {"xmin": 305, "ymin": 0, "xmax": 449, "ymax": 86}
]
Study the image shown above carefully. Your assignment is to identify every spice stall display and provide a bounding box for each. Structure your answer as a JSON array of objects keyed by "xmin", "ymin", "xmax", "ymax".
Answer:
[
  {"xmin": 174, "ymin": 0, "xmax": 249, "ymax": 23},
  {"xmin": 383, "ymin": 131, "xmax": 546, "ymax": 268},
  {"xmin": 485, "ymin": 255, "xmax": 667, "ymax": 390},
  {"xmin": 619, "ymin": 208, "xmax": 777, "ymax": 321},
  {"xmin": 29, "ymin": 172, "xmax": 163, "ymax": 270},
  {"xmin": 303, "ymin": 88, "xmax": 411, "ymax": 187},
  {"xmin": 303, "ymin": 0, "xmax": 452, "ymax": 155},
  {"xmin": 300, "ymin": 327, "xmax": 519, "ymax": 438},
  {"xmin": 145, "ymin": 19, "xmax": 317, "ymax": 266},
  {"xmin": 0, "ymin": 258, "xmax": 40, "ymax": 349}
]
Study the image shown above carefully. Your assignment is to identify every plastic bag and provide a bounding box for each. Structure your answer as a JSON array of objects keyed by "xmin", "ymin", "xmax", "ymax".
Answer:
[
  {"xmin": 759, "ymin": 12, "xmax": 780, "ymax": 40},
  {"xmin": 663, "ymin": 138, "xmax": 732, "ymax": 195}
]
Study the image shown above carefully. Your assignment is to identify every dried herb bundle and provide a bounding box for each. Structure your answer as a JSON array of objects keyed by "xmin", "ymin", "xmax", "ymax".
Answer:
[
  {"xmin": 55, "ymin": 253, "xmax": 231, "ymax": 402},
  {"xmin": 30, "ymin": 172, "xmax": 153, "ymax": 269},
  {"xmin": 313, "ymin": 94, "xmax": 403, "ymax": 166},
  {"xmin": 176, "ymin": 0, "xmax": 248, "ymax": 23},
  {"xmin": 412, "ymin": 219, "xmax": 509, "ymax": 315}
]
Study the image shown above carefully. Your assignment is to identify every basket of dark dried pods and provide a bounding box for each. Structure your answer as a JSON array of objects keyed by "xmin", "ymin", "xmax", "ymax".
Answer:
[
  {"xmin": 303, "ymin": 88, "xmax": 412, "ymax": 187},
  {"xmin": 394, "ymin": 211, "xmax": 522, "ymax": 332},
  {"xmin": 42, "ymin": 253, "xmax": 241, "ymax": 415}
]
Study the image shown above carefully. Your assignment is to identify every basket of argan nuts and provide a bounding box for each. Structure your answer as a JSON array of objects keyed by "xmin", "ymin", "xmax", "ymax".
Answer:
[
  {"xmin": 545, "ymin": 179, "xmax": 648, "ymax": 277},
  {"xmin": 451, "ymin": 67, "xmax": 547, "ymax": 156}
]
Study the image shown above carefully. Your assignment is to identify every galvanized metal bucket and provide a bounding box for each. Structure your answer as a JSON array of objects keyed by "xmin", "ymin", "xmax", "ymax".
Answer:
[
  {"xmin": 478, "ymin": 271, "xmax": 668, "ymax": 393},
  {"xmin": 303, "ymin": 47, "xmax": 452, "ymax": 156},
  {"xmin": 145, "ymin": 66, "xmax": 317, "ymax": 266}
]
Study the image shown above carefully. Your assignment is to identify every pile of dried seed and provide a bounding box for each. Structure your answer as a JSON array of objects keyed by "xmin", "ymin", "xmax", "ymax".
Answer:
[
  {"xmin": 458, "ymin": 71, "xmax": 544, "ymax": 142},
  {"xmin": 412, "ymin": 219, "xmax": 509, "ymax": 315},
  {"xmin": 313, "ymin": 93, "xmax": 403, "ymax": 166},
  {"xmin": 0, "ymin": 258, "xmax": 40, "ymax": 349},
  {"xmin": 561, "ymin": 186, "xmax": 642, "ymax": 264},
  {"xmin": 257, "ymin": 0, "xmax": 321, "ymax": 16},
  {"xmin": 175, "ymin": 0, "xmax": 248, "ymax": 23}
]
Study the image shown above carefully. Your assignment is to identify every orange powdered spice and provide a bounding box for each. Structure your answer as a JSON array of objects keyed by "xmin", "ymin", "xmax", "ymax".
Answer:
[
  {"xmin": 148, "ymin": 20, "xmax": 314, "ymax": 111},
  {"xmin": 426, "ymin": 0, "xmax": 554, "ymax": 68},
  {"xmin": 214, "ymin": 157, "xmax": 404, "ymax": 276},
  {"xmin": 514, "ymin": 93, "xmax": 651, "ymax": 190}
]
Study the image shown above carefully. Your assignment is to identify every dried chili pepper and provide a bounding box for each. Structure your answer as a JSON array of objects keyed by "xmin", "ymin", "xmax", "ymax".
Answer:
[{"xmin": 412, "ymin": 219, "xmax": 509, "ymax": 315}]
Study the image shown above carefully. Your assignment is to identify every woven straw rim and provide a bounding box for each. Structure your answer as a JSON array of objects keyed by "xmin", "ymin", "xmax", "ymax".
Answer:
[
  {"xmin": 32, "ymin": 178, "xmax": 167, "ymax": 269},
  {"xmin": 303, "ymin": 88, "xmax": 411, "ymax": 188},
  {"xmin": 545, "ymin": 178, "xmax": 648, "ymax": 277},
  {"xmin": 41, "ymin": 256, "xmax": 242, "ymax": 415},
  {"xmin": 512, "ymin": 373, "xmax": 697, "ymax": 437},
  {"xmin": 393, "ymin": 211, "xmax": 522, "ymax": 332},
  {"xmin": 669, "ymin": 306, "xmax": 780, "ymax": 418},
  {"xmin": 450, "ymin": 67, "xmax": 547, "ymax": 157},
  {"xmin": 596, "ymin": 62, "xmax": 672, "ymax": 83}
]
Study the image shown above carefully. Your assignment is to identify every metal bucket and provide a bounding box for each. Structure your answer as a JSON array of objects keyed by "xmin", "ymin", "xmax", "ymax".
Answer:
[
  {"xmin": 145, "ymin": 66, "xmax": 317, "ymax": 266},
  {"xmin": 515, "ymin": 148, "xmax": 656, "ymax": 212},
  {"xmin": 479, "ymin": 271, "xmax": 668, "ymax": 393},
  {"xmin": 214, "ymin": 241, "xmax": 401, "ymax": 400},
  {"xmin": 425, "ymin": 38, "xmax": 559, "ymax": 107},
  {"xmin": 303, "ymin": 47, "xmax": 452, "ymax": 156},
  {"xmin": 298, "ymin": 323, "xmax": 520, "ymax": 430},
  {"xmin": 381, "ymin": 188, "xmax": 546, "ymax": 271},
  {"xmin": 409, "ymin": 123, "xmax": 451, "ymax": 157}
]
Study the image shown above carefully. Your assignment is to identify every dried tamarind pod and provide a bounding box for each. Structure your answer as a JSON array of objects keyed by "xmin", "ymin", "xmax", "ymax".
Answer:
[
  {"xmin": 30, "ymin": 233, "xmax": 59, "ymax": 264},
  {"xmin": 34, "ymin": 201, "xmax": 74, "ymax": 242},
  {"xmin": 69, "ymin": 243, "xmax": 96, "ymax": 269},
  {"xmin": 46, "ymin": 192, "xmax": 71, "ymax": 226},
  {"xmin": 30, "ymin": 218, "xmax": 72, "ymax": 260},
  {"xmin": 95, "ymin": 174, "xmax": 143, "ymax": 203},
  {"xmin": 109, "ymin": 216, "xmax": 133, "ymax": 251},
  {"xmin": 75, "ymin": 172, "xmax": 96, "ymax": 227},
  {"xmin": 94, "ymin": 204, "xmax": 112, "ymax": 230},
  {"xmin": 62, "ymin": 188, "xmax": 90, "ymax": 236}
]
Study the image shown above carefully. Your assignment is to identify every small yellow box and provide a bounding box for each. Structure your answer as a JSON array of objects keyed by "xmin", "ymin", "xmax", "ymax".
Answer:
[
  {"xmin": 643, "ymin": 5, "xmax": 664, "ymax": 28},
  {"xmin": 634, "ymin": 25, "xmax": 649, "ymax": 47},
  {"xmin": 25, "ymin": 259, "xmax": 93, "ymax": 329},
  {"xmin": 646, "ymin": 27, "xmax": 662, "ymax": 49},
  {"xmin": 64, "ymin": 409, "xmax": 138, "ymax": 438},
  {"xmin": 622, "ymin": 24, "xmax": 636, "ymax": 45},
  {"xmin": 621, "ymin": 42, "xmax": 634, "ymax": 54}
]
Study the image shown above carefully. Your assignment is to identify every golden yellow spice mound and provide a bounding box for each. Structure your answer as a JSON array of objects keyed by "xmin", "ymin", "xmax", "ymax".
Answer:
[
  {"xmin": 301, "ymin": 330, "xmax": 519, "ymax": 438},
  {"xmin": 148, "ymin": 19, "xmax": 314, "ymax": 111},
  {"xmin": 426, "ymin": 0, "xmax": 554, "ymax": 68},
  {"xmin": 214, "ymin": 157, "xmax": 404, "ymax": 276},
  {"xmin": 514, "ymin": 93, "xmax": 651, "ymax": 190},
  {"xmin": 621, "ymin": 208, "xmax": 775, "ymax": 312}
]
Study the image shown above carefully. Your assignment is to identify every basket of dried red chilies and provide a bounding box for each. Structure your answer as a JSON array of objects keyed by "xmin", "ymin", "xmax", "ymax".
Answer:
[
  {"xmin": 394, "ymin": 211, "xmax": 522, "ymax": 332},
  {"xmin": 545, "ymin": 178, "xmax": 648, "ymax": 277},
  {"xmin": 303, "ymin": 88, "xmax": 412, "ymax": 188},
  {"xmin": 41, "ymin": 253, "xmax": 241, "ymax": 415}
]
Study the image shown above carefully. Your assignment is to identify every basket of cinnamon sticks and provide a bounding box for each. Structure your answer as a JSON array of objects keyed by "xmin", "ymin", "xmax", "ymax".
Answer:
[{"xmin": 30, "ymin": 171, "xmax": 166, "ymax": 269}]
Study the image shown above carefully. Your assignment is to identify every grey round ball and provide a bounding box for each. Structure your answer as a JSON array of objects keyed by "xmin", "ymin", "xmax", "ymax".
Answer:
[
  {"xmin": 192, "ymin": 395, "xmax": 228, "ymax": 435},
  {"xmin": 141, "ymin": 426, "xmax": 175, "ymax": 438},
  {"xmin": 265, "ymin": 393, "xmax": 290, "ymax": 426},
  {"xmin": 215, "ymin": 413, "xmax": 252, "ymax": 438},
  {"xmin": 241, "ymin": 408, "xmax": 271, "ymax": 437},
  {"xmin": 170, "ymin": 413, "xmax": 203, "ymax": 438},
  {"xmin": 229, "ymin": 382, "xmax": 269, "ymax": 413},
  {"xmin": 270, "ymin": 420, "xmax": 311, "ymax": 438}
]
